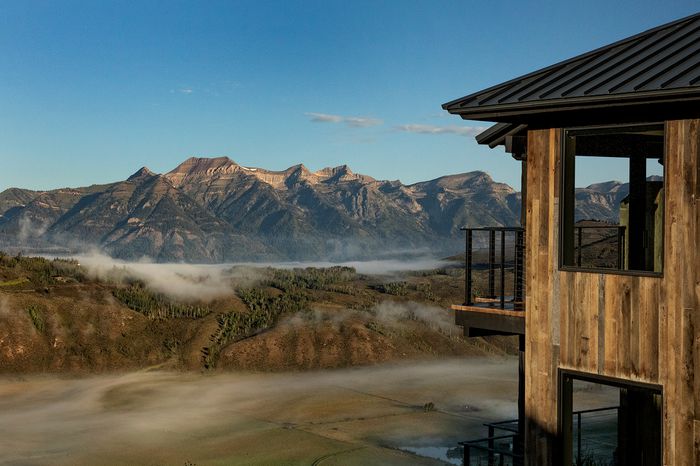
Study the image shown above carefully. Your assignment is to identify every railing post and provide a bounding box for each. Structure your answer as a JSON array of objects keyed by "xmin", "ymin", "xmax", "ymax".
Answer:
[
  {"xmin": 500, "ymin": 229, "xmax": 506, "ymax": 309},
  {"xmin": 617, "ymin": 226, "xmax": 623, "ymax": 269},
  {"xmin": 620, "ymin": 226, "xmax": 626, "ymax": 270},
  {"xmin": 622, "ymin": 227, "xmax": 627, "ymax": 269},
  {"xmin": 463, "ymin": 444, "xmax": 470, "ymax": 466},
  {"xmin": 577, "ymin": 411, "xmax": 582, "ymax": 465},
  {"xmin": 577, "ymin": 226, "xmax": 582, "ymax": 267},
  {"xmin": 488, "ymin": 425, "xmax": 495, "ymax": 466},
  {"xmin": 514, "ymin": 229, "xmax": 524, "ymax": 310},
  {"xmin": 464, "ymin": 229, "xmax": 467, "ymax": 305},
  {"xmin": 488, "ymin": 230, "xmax": 496, "ymax": 298},
  {"xmin": 465, "ymin": 229, "xmax": 473, "ymax": 305}
]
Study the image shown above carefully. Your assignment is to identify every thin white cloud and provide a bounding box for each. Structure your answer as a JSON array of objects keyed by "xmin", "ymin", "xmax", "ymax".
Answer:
[
  {"xmin": 170, "ymin": 87, "xmax": 194, "ymax": 95},
  {"xmin": 394, "ymin": 124, "xmax": 487, "ymax": 137},
  {"xmin": 305, "ymin": 112, "xmax": 383, "ymax": 128},
  {"xmin": 306, "ymin": 112, "xmax": 344, "ymax": 123},
  {"xmin": 345, "ymin": 116, "xmax": 382, "ymax": 128}
]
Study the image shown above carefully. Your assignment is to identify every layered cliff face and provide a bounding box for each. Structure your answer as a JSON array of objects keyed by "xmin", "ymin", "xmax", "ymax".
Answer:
[
  {"xmin": 574, "ymin": 180, "xmax": 629, "ymax": 223},
  {"xmin": 160, "ymin": 157, "xmax": 524, "ymax": 259},
  {"xmin": 0, "ymin": 156, "xmax": 571, "ymax": 262}
]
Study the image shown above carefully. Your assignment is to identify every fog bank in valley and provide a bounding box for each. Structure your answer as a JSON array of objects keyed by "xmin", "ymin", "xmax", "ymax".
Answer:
[
  {"xmin": 62, "ymin": 252, "xmax": 456, "ymax": 301},
  {"xmin": 0, "ymin": 358, "xmax": 518, "ymax": 465}
]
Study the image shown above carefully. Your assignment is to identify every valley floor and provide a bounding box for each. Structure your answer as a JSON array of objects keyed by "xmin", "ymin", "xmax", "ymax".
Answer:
[
  {"xmin": 0, "ymin": 255, "xmax": 523, "ymax": 465},
  {"xmin": 0, "ymin": 358, "xmax": 519, "ymax": 466}
]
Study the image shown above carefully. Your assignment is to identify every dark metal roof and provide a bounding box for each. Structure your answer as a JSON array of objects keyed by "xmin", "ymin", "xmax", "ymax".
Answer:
[
  {"xmin": 444, "ymin": 12, "xmax": 700, "ymax": 124},
  {"xmin": 475, "ymin": 123, "xmax": 527, "ymax": 148},
  {"xmin": 474, "ymin": 123, "xmax": 514, "ymax": 147}
]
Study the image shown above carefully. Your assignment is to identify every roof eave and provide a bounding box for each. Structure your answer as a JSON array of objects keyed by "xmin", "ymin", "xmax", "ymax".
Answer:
[
  {"xmin": 475, "ymin": 123, "xmax": 529, "ymax": 149},
  {"xmin": 474, "ymin": 122, "xmax": 513, "ymax": 145},
  {"xmin": 446, "ymin": 88, "xmax": 700, "ymax": 123}
]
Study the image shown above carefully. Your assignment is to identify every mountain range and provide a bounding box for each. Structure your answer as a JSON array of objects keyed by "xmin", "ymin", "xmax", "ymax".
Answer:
[{"xmin": 0, "ymin": 157, "xmax": 628, "ymax": 262}]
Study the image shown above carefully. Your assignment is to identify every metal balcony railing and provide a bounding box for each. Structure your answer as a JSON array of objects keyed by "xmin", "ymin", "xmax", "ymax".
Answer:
[
  {"xmin": 573, "ymin": 225, "xmax": 626, "ymax": 269},
  {"xmin": 459, "ymin": 406, "xmax": 619, "ymax": 466},
  {"xmin": 461, "ymin": 227, "xmax": 525, "ymax": 311},
  {"xmin": 572, "ymin": 406, "xmax": 619, "ymax": 465},
  {"xmin": 460, "ymin": 418, "xmax": 523, "ymax": 466},
  {"xmin": 460, "ymin": 434, "xmax": 522, "ymax": 466}
]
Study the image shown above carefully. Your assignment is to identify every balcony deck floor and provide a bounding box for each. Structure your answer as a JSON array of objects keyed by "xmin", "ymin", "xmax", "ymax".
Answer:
[
  {"xmin": 452, "ymin": 302, "xmax": 525, "ymax": 336},
  {"xmin": 451, "ymin": 301, "xmax": 525, "ymax": 316}
]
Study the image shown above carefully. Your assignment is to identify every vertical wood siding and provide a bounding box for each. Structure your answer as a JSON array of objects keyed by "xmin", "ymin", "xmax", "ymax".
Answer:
[{"xmin": 524, "ymin": 120, "xmax": 699, "ymax": 465}]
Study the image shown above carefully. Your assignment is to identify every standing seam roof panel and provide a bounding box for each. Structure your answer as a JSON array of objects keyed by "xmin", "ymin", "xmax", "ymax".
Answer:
[
  {"xmin": 557, "ymin": 31, "xmax": 681, "ymax": 97},
  {"xmin": 443, "ymin": 12, "xmax": 700, "ymax": 117},
  {"xmin": 608, "ymin": 34, "xmax": 700, "ymax": 92},
  {"xmin": 577, "ymin": 26, "xmax": 700, "ymax": 95}
]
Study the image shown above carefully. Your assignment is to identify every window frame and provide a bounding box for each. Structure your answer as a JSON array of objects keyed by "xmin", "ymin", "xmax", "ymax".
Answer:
[
  {"xmin": 557, "ymin": 122, "xmax": 666, "ymax": 277},
  {"xmin": 557, "ymin": 368, "xmax": 663, "ymax": 466}
]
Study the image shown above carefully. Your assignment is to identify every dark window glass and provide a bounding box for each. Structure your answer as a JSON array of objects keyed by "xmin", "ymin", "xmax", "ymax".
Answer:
[
  {"xmin": 560, "ymin": 373, "xmax": 662, "ymax": 466},
  {"xmin": 561, "ymin": 124, "xmax": 664, "ymax": 273}
]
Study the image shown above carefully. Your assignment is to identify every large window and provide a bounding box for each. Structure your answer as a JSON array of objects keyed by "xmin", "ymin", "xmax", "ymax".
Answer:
[
  {"xmin": 559, "ymin": 370, "xmax": 662, "ymax": 466},
  {"xmin": 561, "ymin": 124, "xmax": 664, "ymax": 274}
]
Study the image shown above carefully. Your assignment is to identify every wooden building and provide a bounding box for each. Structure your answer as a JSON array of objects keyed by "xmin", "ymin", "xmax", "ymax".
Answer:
[{"xmin": 444, "ymin": 13, "xmax": 700, "ymax": 466}]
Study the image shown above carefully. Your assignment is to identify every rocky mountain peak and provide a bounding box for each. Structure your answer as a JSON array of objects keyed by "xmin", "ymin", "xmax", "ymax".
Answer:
[
  {"xmin": 315, "ymin": 165, "xmax": 350, "ymax": 177},
  {"xmin": 281, "ymin": 164, "xmax": 313, "ymax": 186},
  {"xmin": 409, "ymin": 170, "xmax": 502, "ymax": 193},
  {"xmin": 314, "ymin": 164, "xmax": 375, "ymax": 184},
  {"xmin": 455, "ymin": 171, "xmax": 495, "ymax": 187},
  {"xmin": 127, "ymin": 167, "xmax": 156, "ymax": 182},
  {"xmin": 165, "ymin": 156, "xmax": 240, "ymax": 187},
  {"xmin": 287, "ymin": 163, "xmax": 311, "ymax": 175},
  {"xmin": 162, "ymin": 157, "xmax": 380, "ymax": 190},
  {"xmin": 585, "ymin": 180, "xmax": 625, "ymax": 193},
  {"xmin": 169, "ymin": 156, "xmax": 238, "ymax": 175},
  {"xmin": 0, "ymin": 154, "xmax": 633, "ymax": 262}
]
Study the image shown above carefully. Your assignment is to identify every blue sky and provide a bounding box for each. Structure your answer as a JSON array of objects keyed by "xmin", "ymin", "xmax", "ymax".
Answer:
[{"xmin": 1, "ymin": 1, "xmax": 697, "ymax": 191}]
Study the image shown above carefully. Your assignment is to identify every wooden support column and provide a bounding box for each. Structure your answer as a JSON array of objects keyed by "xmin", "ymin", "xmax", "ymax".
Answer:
[
  {"xmin": 562, "ymin": 133, "xmax": 576, "ymax": 266},
  {"xmin": 521, "ymin": 158, "xmax": 528, "ymax": 228},
  {"xmin": 516, "ymin": 334, "xmax": 526, "ymax": 465},
  {"xmin": 628, "ymin": 156, "xmax": 646, "ymax": 270},
  {"xmin": 524, "ymin": 128, "xmax": 561, "ymax": 466},
  {"xmin": 662, "ymin": 119, "xmax": 699, "ymax": 466}
]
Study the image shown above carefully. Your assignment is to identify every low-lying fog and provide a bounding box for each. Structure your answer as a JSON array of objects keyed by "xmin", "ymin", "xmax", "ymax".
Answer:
[
  {"xmin": 0, "ymin": 358, "xmax": 518, "ymax": 466},
  {"xmin": 8, "ymin": 252, "xmax": 501, "ymax": 464},
  {"xmin": 59, "ymin": 252, "xmax": 456, "ymax": 301}
]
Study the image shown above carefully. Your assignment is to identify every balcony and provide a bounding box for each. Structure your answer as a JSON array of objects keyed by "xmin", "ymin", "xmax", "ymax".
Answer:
[
  {"xmin": 451, "ymin": 227, "xmax": 525, "ymax": 337},
  {"xmin": 572, "ymin": 224, "xmax": 626, "ymax": 269},
  {"xmin": 460, "ymin": 419, "xmax": 523, "ymax": 466},
  {"xmin": 451, "ymin": 227, "xmax": 527, "ymax": 466},
  {"xmin": 459, "ymin": 406, "xmax": 618, "ymax": 466}
]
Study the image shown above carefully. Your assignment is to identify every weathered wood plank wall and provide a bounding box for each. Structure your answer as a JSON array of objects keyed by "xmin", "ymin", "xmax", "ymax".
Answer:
[
  {"xmin": 524, "ymin": 120, "xmax": 699, "ymax": 466},
  {"xmin": 662, "ymin": 119, "xmax": 699, "ymax": 466},
  {"xmin": 524, "ymin": 128, "xmax": 560, "ymax": 466}
]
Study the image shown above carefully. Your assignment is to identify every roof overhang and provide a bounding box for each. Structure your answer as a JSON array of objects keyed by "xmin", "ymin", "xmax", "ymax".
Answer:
[
  {"xmin": 474, "ymin": 123, "xmax": 529, "ymax": 159},
  {"xmin": 446, "ymin": 88, "xmax": 700, "ymax": 125}
]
